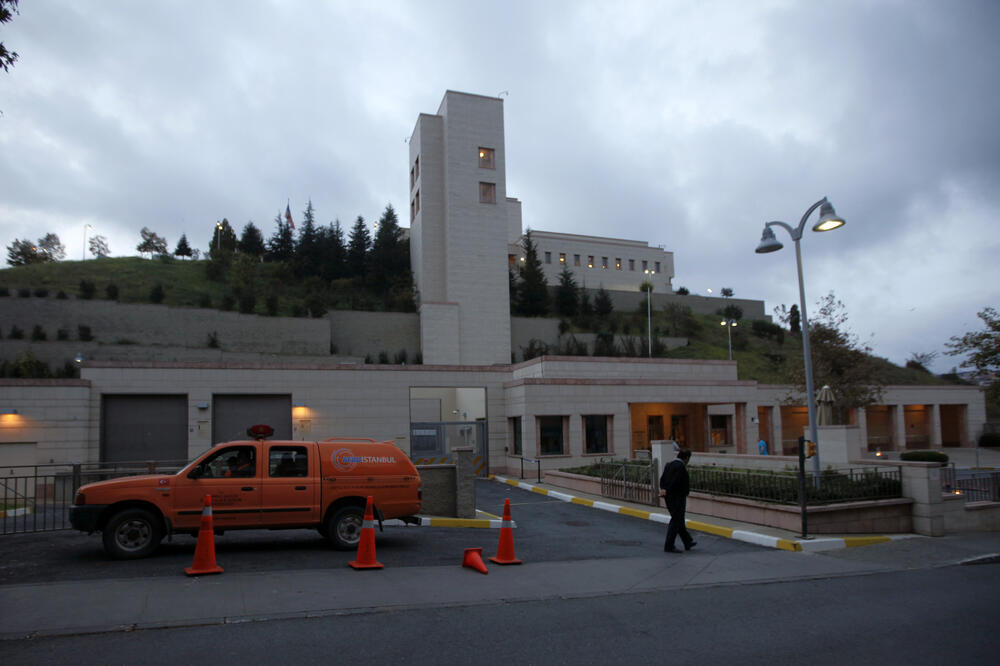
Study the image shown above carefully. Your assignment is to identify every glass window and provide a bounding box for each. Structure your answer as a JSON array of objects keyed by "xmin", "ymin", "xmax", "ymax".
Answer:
[
  {"xmin": 509, "ymin": 416, "xmax": 522, "ymax": 456},
  {"xmin": 655, "ymin": 261, "xmax": 661, "ymax": 272},
  {"xmin": 415, "ymin": 156, "xmax": 419, "ymax": 180},
  {"xmin": 201, "ymin": 446, "xmax": 256, "ymax": 478},
  {"xmin": 479, "ymin": 182, "xmax": 496, "ymax": 204},
  {"xmin": 615, "ymin": 258, "xmax": 622, "ymax": 270},
  {"xmin": 601, "ymin": 257, "xmax": 608, "ymax": 269},
  {"xmin": 508, "ymin": 254, "xmax": 516, "ymax": 266},
  {"xmin": 538, "ymin": 416, "xmax": 565, "ymax": 455},
  {"xmin": 269, "ymin": 445, "xmax": 308, "ymax": 477},
  {"xmin": 584, "ymin": 415, "xmax": 610, "ymax": 454},
  {"xmin": 479, "ymin": 147, "xmax": 495, "ymax": 169},
  {"xmin": 544, "ymin": 251, "xmax": 552, "ymax": 264},
  {"xmin": 587, "ymin": 256, "xmax": 594, "ymax": 268},
  {"xmin": 559, "ymin": 253, "xmax": 566, "ymax": 264},
  {"xmin": 629, "ymin": 259, "xmax": 635, "ymax": 271},
  {"xmin": 410, "ymin": 167, "xmax": 415, "ymax": 190},
  {"xmin": 574, "ymin": 254, "xmax": 581, "ymax": 266},
  {"xmin": 642, "ymin": 260, "xmax": 648, "ymax": 271},
  {"xmin": 415, "ymin": 190, "xmax": 420, "ymax": 214}
]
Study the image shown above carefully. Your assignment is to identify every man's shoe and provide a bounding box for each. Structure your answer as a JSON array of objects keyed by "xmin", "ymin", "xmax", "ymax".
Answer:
[
  {"xmin": 664, "ymin": 546, "xmax": 681, "ymax": 553},
  {"xmin": 684, "ymin": 541, "xmax": 697, "ymax": 551}
]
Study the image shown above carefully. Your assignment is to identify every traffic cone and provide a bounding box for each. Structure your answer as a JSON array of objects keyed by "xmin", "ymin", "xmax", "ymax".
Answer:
[
  {"xmin": 185, "ymin": 494, "xmax": 224, "ymax": 576},
  {"xmin": 349, "ymin": 496, "xmax": 384, "ymax": 570},
  {"xmin": 489, "ymin": 498, "xmax": 522, "ymax": 565},
  {"xmin": 462, "ymin": 547, "xmax": 489, "ymax": 574}
]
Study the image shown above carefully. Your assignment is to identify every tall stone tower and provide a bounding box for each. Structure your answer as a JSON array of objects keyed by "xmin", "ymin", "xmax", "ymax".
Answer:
[{"xmin": 408, "ymin": 91, "xmax": 514, "ymax": 365}]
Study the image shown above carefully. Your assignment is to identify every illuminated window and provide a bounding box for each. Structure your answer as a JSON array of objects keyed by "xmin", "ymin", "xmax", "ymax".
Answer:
[
  {"xmin": 544, "ymin": 251, "xmax": 552, "ymax": 264},
  {"xmin": 601, "ymin": 257, "xmax": 608, "ymax": 269},
  {"xmin": 559, "ymin": 253, "xmax": 566, "ymax": 264},
  {"xmin": 479, "ymin": 147, "xmax": 495, "ymax": 169},
  {"xmin": 629, "ymin": 259, "xmax": 635, "ymax": 271},
  {"xmin": 574, "ymin": 254, "xmax": 581, "ymax": 266},
  {"xmin": 479, "ymin": 182, "xmax": 496, "ymax": 204},
  {"xmin": 508, "ymin": 254, "xmax": 516, "ymax": 266},
  {"xmin": 615, "ymin": 258, "xmax": 622, "ymax": 270},
  {"xmin": 587, "ymin": 255, "xmax": 594, "ymax": 268}
]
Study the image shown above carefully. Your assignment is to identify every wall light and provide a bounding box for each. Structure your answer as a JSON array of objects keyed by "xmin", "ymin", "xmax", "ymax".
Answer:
[{"xmin": 196, "ymin": 402, "xmax": 210, "ymax": 410}]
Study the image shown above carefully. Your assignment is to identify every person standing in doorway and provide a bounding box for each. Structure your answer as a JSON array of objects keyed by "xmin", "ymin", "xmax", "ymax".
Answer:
[{"xmin": 659, "ymin": 448, "xmax": 696, "ymax": 553}]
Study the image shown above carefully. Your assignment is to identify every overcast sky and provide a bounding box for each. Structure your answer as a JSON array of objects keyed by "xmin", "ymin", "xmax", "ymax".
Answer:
[{"xmin": 2, "ymin": 1, "xmax": 997, "ymax": 373}]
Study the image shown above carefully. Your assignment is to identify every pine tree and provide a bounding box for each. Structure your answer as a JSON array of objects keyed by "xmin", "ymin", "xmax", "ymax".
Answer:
[
  {"xmin": 369, "ymin": 204, "xmax": 406, "ymax": 293},
  {"xmin": 516, "ymin": 230, "xmax": 549, "ymax": 316},
  {"xmin": 555, "ymin": 267, "xmax": 579, "ymax": 317},
  {"xmin": 173, "ymin": 234, "xmax": 193, "ymax": 259},
  {"xmin": 294, "ymin": 200, "xmax": 320, "ymax": 278},
  {"xmin": 347, "ymin": 215, "xmax": 372, "ymax": 281},
  {"xmin": 266, "ymin": 212, "xmax": 295, "ymax": 264},
  {"xmin": 595, "ymin": 286, "xmax": 614, "ymax": 318},
  {"xmin": 237, "ymin": 222, "xmax": 265, "ymax": 259},
  {"xmin": 208, "ymin": 219, "xmax": 237, "ymax": 261},
  {"xmin": 318, "ymin": 219, "xmax": 347, "ymax": 281}
]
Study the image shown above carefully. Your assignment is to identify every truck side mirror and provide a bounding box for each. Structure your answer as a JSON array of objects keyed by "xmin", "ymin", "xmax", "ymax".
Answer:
[{"xmin": 188, "ymin": 465, "xmax": 204, "ymax": 480}]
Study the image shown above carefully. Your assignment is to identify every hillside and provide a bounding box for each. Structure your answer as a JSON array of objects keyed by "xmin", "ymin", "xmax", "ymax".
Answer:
[
  {"xmin": 0, "ymin": 257, "xmax": 966, "ymax": 389},
  {"xmin": 0, "ymin": 256, "xmax": 415, "ymax": 317}
]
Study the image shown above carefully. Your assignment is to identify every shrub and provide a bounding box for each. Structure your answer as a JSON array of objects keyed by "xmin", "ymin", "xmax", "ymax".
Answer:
[
  {"xmin": 56, "ymin": 291, "xmax": 67, "ymax": 299},
  {"xmin": 78, "ymin": 280, "xmax": 96, "ymax": 300},
  {"xmin": 78, "ymin": 325, "xmax": 93, "ymax": 341},
  {"xmin": 18, "ymin": 287, "xmax": 30, "ymax": 297},
  {"xmin": 979, "ymin": 432, "xmax": 1000, "ymax": 448},
  {"xmin": 675, "ymin": 287, "xmax": 689, "ymax": 295},
  {"xmin": 751, "ymin": 319, "xmax": 785, "ymax": 345},
  {"xmin": 220, "ymin": 294, "xmax": 235, "ymax": 311},
  {"xmin": 265, "ymin": 294, "xmax": 279, "ymax": 316},
  {"xmin": 364, "ymin": 354, "xmax": 373, "ymax": 364},
  {"xmin": 9, "ymin": 325, "xmax": 24, "ymax": 339},
  {"xmin": 0, "ymin": 286, "xmax": 8, "ymax": 297},
  {"xmin": 899, "ymin": 450, "xmax": 949, "ymax": 464},
  {"xmin": 198, "ymin": 293, "xmax": 212, "ymax": 308},
  {"xmin": 31, "ymin": 325, "xmax": 46, "ymax": 341},
  {"xmin": 378, "ymin": 350, "xmax": 389, "ymax": 364},
  {"xmin": 238, "ymin": 292, "xmax": 256, "ymax": 314},
  {"xmin": 33, "ymin": 288, "xmax": 49, "ymax": 298},
  {"xmin": 149, "ymin": 283, "xmax": 165, "ymax": 304},
  {"xmin": 207, "ymin": 331, "xmax": 220, "ymax": 348},
  {"xmin": 394, "ymin": 349, "xmax": 408, "ymax": 365},
  {"xmin": 105, "ymin": 283, "xmax": 119, "ymax": 300},
  {"xmin": 57, "ymin": 328, "xmax": 69, "ymax": 341}
]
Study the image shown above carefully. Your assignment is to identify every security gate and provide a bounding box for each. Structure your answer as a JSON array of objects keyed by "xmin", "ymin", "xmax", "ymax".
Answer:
[{"xmin": 409, "ymin": 421, "xmax": 489, "ymax": 476}]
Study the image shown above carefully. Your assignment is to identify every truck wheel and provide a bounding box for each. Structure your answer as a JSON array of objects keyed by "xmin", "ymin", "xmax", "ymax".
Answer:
[
  {"xmin": 102, "ymin": 508, "xmax": 163, "ymax": 559},
  {"xmin": 327, "ymin": 505, "xmax": 364, "ymax": 550}
]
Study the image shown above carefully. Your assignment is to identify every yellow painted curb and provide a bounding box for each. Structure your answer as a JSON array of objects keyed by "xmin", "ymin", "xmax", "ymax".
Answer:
[
  {"xmin": 619, "ymin": 507, "xmax": 651, "ymax": 520},
  {"xmin": 776, "ymin": 539, "xmax": 803, "ymax": 552},
  {"xmin": 843, "ymin": 536, "xmax": 892, "ymax": 548},
  {"xmin": 687, "ymin": 520, "xmax": 734, "ymax": 539}
]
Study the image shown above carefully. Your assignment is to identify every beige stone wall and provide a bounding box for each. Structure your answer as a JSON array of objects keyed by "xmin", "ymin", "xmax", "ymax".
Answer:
[
  {"xmin": 0, "ymin": 379, "xmax": 91, "ymax": 465},
  {"xmin": 0, "ymin": 297, "xmax": 330, "ymax": 354}
]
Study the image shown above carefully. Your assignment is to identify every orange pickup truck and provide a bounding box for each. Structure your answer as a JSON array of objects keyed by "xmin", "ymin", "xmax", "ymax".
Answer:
[{"xmin": 69, "ymin": 438, "xmax": 422, "ymax": 559}]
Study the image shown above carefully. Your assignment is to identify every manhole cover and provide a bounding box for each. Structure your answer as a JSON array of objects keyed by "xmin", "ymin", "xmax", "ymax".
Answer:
[
  {"xmin": 601, "ymin": 539, "xmax": 642, "ymax": 547},
  {"xmin": 564, "ymin": 520, "xmax": 590, "ymax": 527}
]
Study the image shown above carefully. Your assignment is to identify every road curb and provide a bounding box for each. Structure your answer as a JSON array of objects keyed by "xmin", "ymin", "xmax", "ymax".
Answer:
[{"xmin": 491, "ymin": 474, "xmax": 912, "ymax": 552}]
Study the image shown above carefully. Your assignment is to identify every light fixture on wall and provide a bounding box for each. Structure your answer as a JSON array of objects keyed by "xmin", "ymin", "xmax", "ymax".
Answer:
[{"xmin": 196, "ymin": 402, "xmax": 210, "ymax": 410}]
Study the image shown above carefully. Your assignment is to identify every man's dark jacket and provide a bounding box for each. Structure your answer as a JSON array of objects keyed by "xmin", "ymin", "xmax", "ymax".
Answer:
[{"xmin": 659, "ymin": 459, "xmax": 689, "ymax": 498}]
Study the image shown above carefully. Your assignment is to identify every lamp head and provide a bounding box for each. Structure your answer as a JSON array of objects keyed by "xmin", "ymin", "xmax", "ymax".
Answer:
[
  {"xmin": 813, "ymin": 200, "xmax": 845, "ymax": 232},
  {"xmin": 755, "ymin": 225, "xmax": 783, "ymax": 253}
]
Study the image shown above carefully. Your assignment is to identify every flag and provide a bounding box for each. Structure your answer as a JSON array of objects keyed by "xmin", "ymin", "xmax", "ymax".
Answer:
[{"xmin": 285, "ymin": 203, "xmax": 295, "ymax": 230}]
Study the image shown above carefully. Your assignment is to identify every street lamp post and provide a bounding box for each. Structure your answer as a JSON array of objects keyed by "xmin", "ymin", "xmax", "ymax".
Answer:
[
  {"xmin": 755, "ymin": 197, "xmax": 845, "ymax": 478},
  {"xmin": 643, "ymin": 269, "xmax": 655, "ymax": 358},
  {"xmin": 83, "ymin": 224, "xmax": 93, "ymax": 260},
  {"xmin": 720, "ymin": 319, "xmax": 737, "ymax": 360}
]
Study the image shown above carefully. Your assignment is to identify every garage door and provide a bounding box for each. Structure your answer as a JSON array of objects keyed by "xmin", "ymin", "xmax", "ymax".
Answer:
[
  {"xmin": 101, "ymin": 395, "xmax": 188, "ymax": 462},
  {"xmin": 212, "ymin": 394, "xmax": 292, "ymax": 444}
]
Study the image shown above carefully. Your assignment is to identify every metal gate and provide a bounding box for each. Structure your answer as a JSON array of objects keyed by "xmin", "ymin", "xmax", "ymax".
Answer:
[
  {"xmin": 599, "ymin": 458, "xmax": 660, "ymax": 506},
  {"xmin": 410, "ymin": 421, "xmax": 489, "ymax": 476}
]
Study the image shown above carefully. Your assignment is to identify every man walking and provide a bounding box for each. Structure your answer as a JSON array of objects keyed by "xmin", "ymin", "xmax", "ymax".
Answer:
[{"xmin": 659, "ymin": 448, "xmax": 696, "ymax": 553}]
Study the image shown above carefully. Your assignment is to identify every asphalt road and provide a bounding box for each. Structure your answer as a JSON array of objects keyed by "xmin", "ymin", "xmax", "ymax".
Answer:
[
  {"xmin": 4, "ymin": 564, "xmax": 998, "ymax": 665},
  {"xmin": 0, "ymin": 479, "xmax": 763, "ymax": 584}
]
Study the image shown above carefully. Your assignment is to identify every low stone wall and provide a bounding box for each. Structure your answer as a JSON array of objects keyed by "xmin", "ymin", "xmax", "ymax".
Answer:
[
  {"xmin": 416, "ymin": 447, "xmax": 476, "ymax": 518},
  {"xmin": 687, "ymin": 493, "xmax": 913, "ymax": 534}
]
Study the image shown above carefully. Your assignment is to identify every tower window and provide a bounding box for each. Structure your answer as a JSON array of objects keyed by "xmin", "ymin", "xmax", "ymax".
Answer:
[
  {"xmin": 544, "ymin": 251, "xmax": 552, "ymax": 264},
  {"xmin": 479, "ymin": 147, "xmax": 495, "ymax": 169},
  {"xmin": 574, "ymin": 254, "xmax": 581, "ymax": 266},
  {"xmin": 629, "ymin": 259, "xmax": 635, "ymax": 271},
  {"xmin": 559, "ymin": 253, "xmax": 566, "ymax": 264},
  {"xmin": 479, "ymin": 182, "xmax": 496, "ymax": 204},
  {"xmin": 615, "ymin": 258, "xmax": 622, "ymax": 270}
]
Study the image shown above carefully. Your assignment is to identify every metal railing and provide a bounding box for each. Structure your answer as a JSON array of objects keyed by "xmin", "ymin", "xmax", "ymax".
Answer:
[
  {"xmin": 689, "ymin": 465, "xmax": 903, "ymax": 506},
  {"xmin": 1, "ymin": 459, "xmax": 188, "ymax": 535},
  {"xmin": 942, "ymin": 465, "xmax": 1000, "ymax": 502},
  {"xmin": 598, "ymin": 458, "xmax": 659, "ymax": 506}
]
